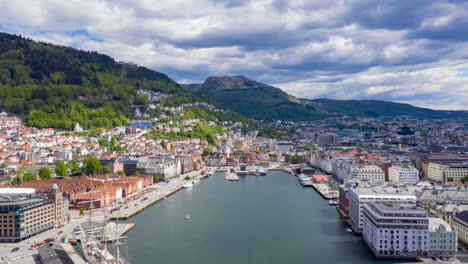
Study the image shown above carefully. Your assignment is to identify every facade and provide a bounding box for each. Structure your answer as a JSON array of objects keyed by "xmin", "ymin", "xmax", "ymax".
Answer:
[
  {"xmin": 453, "ymin": 210, "xmax": 468, "ymax": 245},
  {"xmin": 348, "ymin": 186, "xmax": 416, "ymax": 233},
  {"xmin": 389, "ymin": 165, "xmax": 419, "ymax": 185},
  {"xmin": 427, "ymin": 162, "xmax": 468, "ymax": 183},
  {"xmin": 363, "ymin": 202, "xmax": 428, "ymax": 259},
  {"xmin": 46, "ymin": 184, "xmax": 70, "ymax": 228},
  {"xmin": 428, "ymin": 217, "xmax": 457, "ymax": 257},
  {"xmin": 0, "ymin": 195, "xmax": 54, "ymax": 242},
  {"xmin": 349, "ymin": 165, "xmax": 385, "ymax": 182},
  {"xmin": 317, "ymin": 133, "xmax": 338, "ymax": 148}
]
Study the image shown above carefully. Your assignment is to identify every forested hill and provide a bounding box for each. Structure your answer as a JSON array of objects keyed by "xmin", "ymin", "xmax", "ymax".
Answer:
[
  {"xmin": 187, "ymin": 75, "xmax": 467, "ymax": 120},
  {"xmin": 0, "ymin": 32, "xmax": 222, "ymax": 129}
]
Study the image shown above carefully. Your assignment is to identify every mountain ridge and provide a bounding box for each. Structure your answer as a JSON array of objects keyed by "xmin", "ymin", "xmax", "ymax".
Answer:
[{"xmin": 184, "ymin": 76, "xmax": 467, "ymax": 120}]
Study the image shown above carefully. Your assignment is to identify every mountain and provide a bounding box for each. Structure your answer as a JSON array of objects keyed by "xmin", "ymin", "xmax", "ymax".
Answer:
[
  {"xmin": 186, "ymin": 76, "xmax": 467, "ymax": 120},
  {"xmin": 185, "ymin": 75, "xmax": 324, "ymax": 121},
  {"xmin": 0, "ymin": 32, "xmax": 249, "ymax": 129}
]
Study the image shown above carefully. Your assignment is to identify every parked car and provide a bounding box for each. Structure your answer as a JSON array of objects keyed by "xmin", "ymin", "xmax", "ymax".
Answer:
[
  {"xmin": 11, "ymin": 247, "xmax": 19, "ymax": 252},
  {"xmin": 57, "ymin": 231, "xmax": 63, "ymax": 234}
]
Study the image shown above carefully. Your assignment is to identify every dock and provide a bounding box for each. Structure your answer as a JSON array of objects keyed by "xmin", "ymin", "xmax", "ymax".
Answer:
[
  {"xmin": 311, "ymin": 183, "xmax": 339, "ymax": 200},
  {"xmin": 226, "ymin": 171, "xmax": 239, "ymax": 181}
]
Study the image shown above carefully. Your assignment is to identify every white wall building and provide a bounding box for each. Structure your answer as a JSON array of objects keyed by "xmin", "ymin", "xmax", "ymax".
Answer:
[
  {"xmin": 363, "ymin": 202, "xmax": 428, "ymax": 259},
  {"xmin": 349, "ymin": 186, "xmax": 417, "ymax": 233},
  {"xmin": 389, "ymin": 165, "xmax": 419, "ymax": 185},
  {"xmin": 349, "ymin": 165, "xmax": 385, "ymax": 182}
]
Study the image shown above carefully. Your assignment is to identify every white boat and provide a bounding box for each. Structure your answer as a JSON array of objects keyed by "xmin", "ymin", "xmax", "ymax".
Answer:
[
  {"xmin": 329, "ymin": 200, "xmax": 338, "ymax": 205},
  {"xmin": 258, "ymin": 168, "xmax": 267, "ymax": 175},
  {"xmin": 163, "ymin": 197, "xmax": 167, "ymax": 200},
  {"xmin": 185, "ymin": 214, "xmax": 190, "ymax": 220},
  {"xmin": 193, "ymin": 179, "xmax": 200, "ymax": 184},
  {"xmin": 298, "ymin": 174, "xmax": 312, "ymax": 186},
  {"xmin": 183, "ymin": 183, "xmax": 192, "ymax": 188},
  {"xmin": 346, "ymin": 228, "xmax": 353, "ymax": 233}
]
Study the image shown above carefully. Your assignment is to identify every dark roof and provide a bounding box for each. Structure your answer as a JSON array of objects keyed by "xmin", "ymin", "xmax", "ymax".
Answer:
[
  {"xmin": 454, "ymin": 210, "xmax": 468, "ymax": 223},
  {"xmin": 38, "ymin": 243, "xmax": 74, "ymax": 264}
]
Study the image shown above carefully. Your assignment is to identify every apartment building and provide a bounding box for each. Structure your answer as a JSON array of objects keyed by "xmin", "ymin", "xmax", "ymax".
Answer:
[
  {"xmin": 453, "ymin": 210, "xmax": 468, "ymax": 245},
  {"xmin": 349, "ymin": 165, "xmax": 385, "ymax": 182},
  {"xmin": 427, "ymin": 162, "xmax": 468, "ymax": 183},
  {"xmin": 348, "ymin": 186, "xmax": 416, "ymax": 233},
  {"xmin": 389, "ymin": 165, "xmax": 419, "ymax": 185},
  {"xmin": 363, "ymin": 202, "xmax": 429, "ymax": 259}
]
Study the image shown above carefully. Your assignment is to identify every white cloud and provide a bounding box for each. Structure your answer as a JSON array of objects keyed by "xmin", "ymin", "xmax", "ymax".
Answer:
[{"xmin": 0, "ymin": 0, "xmax": 467, "ymax": 110}]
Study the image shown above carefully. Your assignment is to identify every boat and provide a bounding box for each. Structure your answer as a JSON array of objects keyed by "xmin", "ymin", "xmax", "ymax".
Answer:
[
  {"xmin": 258, "ymin": 168, "xmax": 267, "ymax": 176},
  {"xmin": 329, "ymin": 200, "xmax": 338, "ymax": 205},
  {"xmin": 346, "ymin": 228, "xmax": 353, "ymax": 233},
  {"xmin": 193, "ymin": 179, "xmax": 200, "ymax": 184},
  {"xmin": 185, "ymin": 214, "xmax": 190, "ymax": 220},
  {"xmin": 298, "ymin": 174, "xmax": 312, "ymax": 186},
  {"xmin": 68, "ymin": 238, "xmax": 77, "ymax": 245},
  {"xmin": 163, "ymin": 197, "xmax": 167, "ymax": 200},
  {"xmin": 183, "ymin": 183, "xmax": 192, "ymax": 188},
  {"xmin": 234, "ymin": 164, "xmax": 259, "ymax": 175}
]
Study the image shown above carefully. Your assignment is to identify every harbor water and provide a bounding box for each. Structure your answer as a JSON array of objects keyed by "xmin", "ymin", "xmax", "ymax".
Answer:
[{"xmin": 124, "ymin": 171, "xmax": 403, "ymax": 264}]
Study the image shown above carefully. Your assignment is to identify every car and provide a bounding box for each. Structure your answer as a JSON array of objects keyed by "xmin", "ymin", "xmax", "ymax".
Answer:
[
  {"xmin": 11, "ymin": 247, "xmax": 19, "ymax": 252},
  {"xmin": 431, "ymin": 257, "xmax": 437, "ymax": 261},
  {"xmin": 57, "ymin": 231, "xmax": 63, "ymax": 234},
  {"xmin": 124, "ymin": 206, "xmax": 128, "ymax": 209}
]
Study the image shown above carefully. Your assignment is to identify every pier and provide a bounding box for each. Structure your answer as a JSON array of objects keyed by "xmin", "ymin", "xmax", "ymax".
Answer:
[
  {"xmin": 311, "ymin": 183, "xmax": 339, "ymax": 200},
  {"xmin": 226, "ymin": 171, "xmax": 239, "ymax": 181}
]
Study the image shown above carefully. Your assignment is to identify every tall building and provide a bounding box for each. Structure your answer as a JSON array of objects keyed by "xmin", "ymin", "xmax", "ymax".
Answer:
[
  {"xmin": 363, "ymin": 202, "xmax": 428, "ymax": 259},
  {"xmin": 317, "ymin": 133, "xmax": 338, "ymax": 148},
  {"xmin": 453, "ymin": 210, "xmax": 468, "ymax": 245},
  {"xmin": 348, "ymin": 186, "xmax": 416, "ymax": 233},
  {"xmin": 0, "ymin": 186, "xmax": 70, "ymax": 242},
  {"xmin": 428, "ymin": 217, "xmax": 457, "ymax": 258},
  {"xmin": 389, "ymin": 165, "xmax": 419, "ymax": 184}
]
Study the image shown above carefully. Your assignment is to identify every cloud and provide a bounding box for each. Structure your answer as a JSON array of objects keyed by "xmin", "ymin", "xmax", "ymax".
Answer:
[{"xmin": 0, "ymin": 0, "xmax": 467, "ymax": 110}]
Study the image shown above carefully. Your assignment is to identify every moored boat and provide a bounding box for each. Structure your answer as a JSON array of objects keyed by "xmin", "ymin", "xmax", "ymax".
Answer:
[{"xmin": 298, "ymin": 174, "xmax": 312, "ymax": 186}]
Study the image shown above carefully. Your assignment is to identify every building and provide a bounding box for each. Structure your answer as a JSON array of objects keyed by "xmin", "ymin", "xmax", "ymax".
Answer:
[
  {"xmin": 123, "ymin": 160, "xmax": 138, "ymax": 176},
  {"xmin": 427, "ymin": 163, "xmax": 468, "ymax": 183},
  {"xmin": 46, "ymin": 184, "xmax": 70, "ymax": 228},
  {"xmin": 363, "ymin": 202, "xmax": 428, "ymax": 259},
  {"xmin": 421, "ymin": 154, "xmax": 468, "ymax": 180},
  {"xmin": 348, "ymin": 186, "xmax": 416, "ymax": 233},
  {"xmin": 389, "ymin": 165, "xmax": 419, "ymax": 185},
  {"xmin": 453, "ymin": 210, "xmax": 468, "ymax": 245},
  {"xmin": 416, "ymin": 189, "xmax": 468, "ymax": 210},
  {"xmin": 349, "ymin": 165, "xmax": 385, "ymax": 182},
  {"xmin": 428, "ymin": 217, "xmax": 457, "ymax": 258},
  {"xmin": 317, "ymin": 133, "xmax": 338, "ymax": 148},
  {"xmin": 0, "ymin": 194, "xmax": 54, "ymax": 242}
]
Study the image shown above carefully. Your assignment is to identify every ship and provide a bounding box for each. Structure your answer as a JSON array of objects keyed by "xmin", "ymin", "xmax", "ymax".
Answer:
[{"xmin": 298, "ymin": 174, "xmax": 312, "ymax": 186}]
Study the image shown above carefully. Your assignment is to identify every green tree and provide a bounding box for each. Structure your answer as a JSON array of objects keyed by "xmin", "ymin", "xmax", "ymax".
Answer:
[
  {"xmin": 291, "ymin": 156, "xmax": 302, "ymax": 164},
  {"xmin": 0, "ymin": 163, "xmax": 7, "ymax": 168},
  {"xmin": 153, "ymin": 175, "xmax": 160, "ymax": 182},
  {"xmin": 38, "ymin": 167, "xmax": 51, "ymax": 180},
  {"xmin": 68, "ymin": 160, "xmax": 81, "ymax": 174},
  {"xmin": 11, "ymin": 176, "xmax": 22, "ymax": 185},
  {"xmin": 447, "ymin": 177, "xmax": 454, "ymax": 182},
  {"xmin": 117, "ymin": 170, "xmax": 126, "ymax": 176},
  {"xmin": 55, "ymin": 161, "xmax": 68, "ymax": 177},
  {"xmin": 79, "ymin": 208, "xmax": 85, "ymax": 216},
  {"xmin": 133, "ymin": 171, "xmax": 140, "ymax": 176},
  {"xmin": 102, "ymin": 165, "xmax": 111, "ymax": 174},
  {"xmin": 82, "ymin": 157, "xmax": 101, "ymax": 175},
  {"xmin": 23, "ymin": 173, "xmax": 35, "ymax": 181},
  {"xmin": 202, "ymin": 147, "xmax": 213, "ymax": 157}
]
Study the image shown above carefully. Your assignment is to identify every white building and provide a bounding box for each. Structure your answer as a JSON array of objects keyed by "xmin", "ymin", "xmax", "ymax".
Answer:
[
  {"xmin": 349, "ymin": 165, "xmax": 385, "ymax": 182},
  {"xmin": 363, "ymin": 202, "xmax": 428, "ymax": 259},
  {"xmin": 389, "ymin": 165, "xmax": 419, "ymax": 185},
  {"xmin": 348, "ymin": 186, "xmax": 417, "ymax": 233},
  {"xmin": 427, "ymin": 162, "xmax": 468, "ymax": 183}
]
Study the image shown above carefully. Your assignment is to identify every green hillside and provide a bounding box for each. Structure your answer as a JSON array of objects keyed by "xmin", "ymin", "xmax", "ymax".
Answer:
[
  {"xmin": 187, "ymin": 75, "xmax": 467, "ymax": 120},
  {"xmin": 187, "ymin": 75, "xmax": 324, "ymax": 121},
  {"xmin": 0, "ymin": 32, "xmax": 246, "ymax": 129}
]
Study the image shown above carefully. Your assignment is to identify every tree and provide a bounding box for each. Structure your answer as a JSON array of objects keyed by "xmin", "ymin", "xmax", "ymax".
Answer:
[
  {"xmin": 133, "ymin": 171, "xmax": 140, "ymax": 176},
  {"xmin": 461, "ymin": 175, "xmax": 468, "ymax": 184},
  {"xmin": 0, "ymin": 163, "xmax": 7, "ymax": 168},
  {"xmin": 23, "ymin": 173, "xmax": 35, "ymax": 181},
  {"xmin": 55, "ymin": 161, "xmax": 68, "ymax": 177},
  {"xmin": 79, "ymin": 208, "xmax": 85, "ymax": 216},
  {"xmin": 447, "ymin": 177, "xmax": 454, "ymax": 182},
  {"xmin": 38, "ymin": 167, "xmax": 51, "ymax": 180},
  {"xmin": 291, "ymin": 156, "xmax": 302, "ymax": 164},
  {"xmin": 117, "ymin": 170, "xmax": 126, "ymax": 176},
  {"xmin": 68, "ymin": 160, "xmax": 81, "ymax": 174},
  {"xmin": 103, "ymin": 165, "xmax": 111, "ymax": 174},
  {"xmin": 153, "ymin": 176, "xmax": 160, "ymax": 182},
  {"xmin": 11, "ymin": 177, "xmax": 22, "ymax": 185},
  {"xmin": 82, "ymin": 157, "xmax": 101, "ymax": 175},
  {"xmin": 202, "ymin": 147, "xmax": 213, "ymax": 157}
]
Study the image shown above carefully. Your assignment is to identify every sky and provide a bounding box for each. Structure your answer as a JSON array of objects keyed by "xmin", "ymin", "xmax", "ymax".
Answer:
[{"xmin": 1, "ymin": 0, "xmax": 468, "ymax": 110}]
